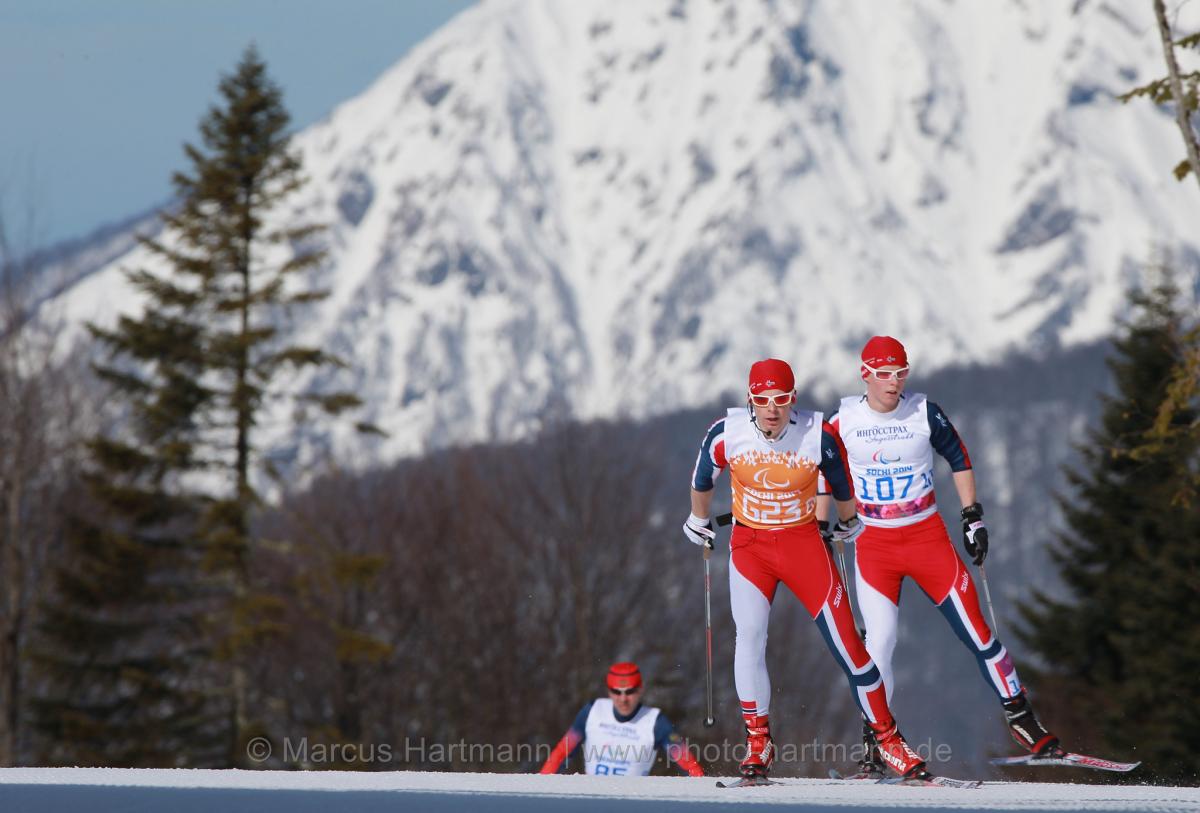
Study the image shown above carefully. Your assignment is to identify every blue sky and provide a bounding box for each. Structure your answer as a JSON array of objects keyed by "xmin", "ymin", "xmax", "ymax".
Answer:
[{"xmin": 0, "ymin": 0, "xmax": 476, "ymax": 250}]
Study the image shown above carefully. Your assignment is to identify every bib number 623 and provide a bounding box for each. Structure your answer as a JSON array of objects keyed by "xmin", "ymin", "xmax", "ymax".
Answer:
[{"xmin": 741, "ymin": 493, "xmax": 810, "ymax": 524}]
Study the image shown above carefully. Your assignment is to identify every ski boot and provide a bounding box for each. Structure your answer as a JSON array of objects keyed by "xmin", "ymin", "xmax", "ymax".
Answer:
[
  {"xmin": 1003, "ymin": 692, "xmax": 1062, "ymax": 757},
  {"xmin": 739, "ymin": 715, "xmax": 775, "ymax": 778},
  {"xmin": 868, "ymin": 719, "xmax": 926, "ymax": 778},
  {"xmin": 855, "ymin": 718, "xmax": 886, "ymax": 777}
]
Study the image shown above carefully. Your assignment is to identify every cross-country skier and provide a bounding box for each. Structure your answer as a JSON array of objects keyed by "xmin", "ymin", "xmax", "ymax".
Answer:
[
  {"xmin": 538, "ymin": 662, "xmax": 705, "ymax": 776},
  {"xmin": 685, "ymin": 358, "xmax": 927, "ymax": 781},
  {"xmin": 820, "ymin": 335, "xmax": 1061, "ymax": 776}
]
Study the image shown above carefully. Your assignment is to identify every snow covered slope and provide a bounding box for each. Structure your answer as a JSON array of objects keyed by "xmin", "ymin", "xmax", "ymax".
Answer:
[
  {"xmin": 1, "ymin": 769, "xmax": 1197, "ymax": 813},
  {"xmin": 53, "ymin": 0, "xmax": 1200, "ymax": 469}
]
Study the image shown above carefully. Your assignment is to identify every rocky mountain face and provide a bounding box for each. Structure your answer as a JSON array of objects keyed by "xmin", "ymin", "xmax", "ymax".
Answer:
[{"xmin": 50, "ymin": 0, "xmax": 1198, "ymax": 472}]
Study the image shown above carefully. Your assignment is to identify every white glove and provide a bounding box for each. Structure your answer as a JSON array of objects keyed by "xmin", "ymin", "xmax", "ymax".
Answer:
[
  {"xmin": 830, "ymin": 515, "xmax": 864, "ymax": 544},
  {"xmin": 682, "ymin": 513, "xmax": 716, "ymax": 550}
]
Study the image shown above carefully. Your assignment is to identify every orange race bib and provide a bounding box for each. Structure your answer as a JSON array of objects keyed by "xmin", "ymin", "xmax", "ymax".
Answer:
[
  {"xmin": 720, "ymin": 407, "xmax": 825, "ymax": 529},
  {"xmin": 729, "ymin": 449, "xmax": 820, "ymax": 528}
]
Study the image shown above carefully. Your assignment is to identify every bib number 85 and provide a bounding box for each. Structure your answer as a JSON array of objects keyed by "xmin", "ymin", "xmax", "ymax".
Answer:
[{"xmin": 595, "ymin": 764, "xmax": 627, "ymax": 775}]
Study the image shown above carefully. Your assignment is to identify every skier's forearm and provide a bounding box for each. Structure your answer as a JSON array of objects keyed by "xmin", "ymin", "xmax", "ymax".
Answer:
[
  {"xmin": 952, "ymin": 469, "xmax": 977, "ymax": 508},
  {"xmin": 691, "ymin": 488, "xmax": 714, "ymax": 519},
  {"xmin": 835, "ymin": 497, "xmax": 857, "ymax": 522},
  {"xmin": 539, "ymin": 730, "xmax": 582, "ymax": 774},
  {"xmin": 815, "ymin": 494, "xmax": 832, "ymax": 523}
]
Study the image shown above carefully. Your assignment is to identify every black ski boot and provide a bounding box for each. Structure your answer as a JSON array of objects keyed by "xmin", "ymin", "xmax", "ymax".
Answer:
[
  {"xmin": 1003, "ymin": 692, "xmax": 1062, "ymax": 756},
  {"xmin": 856, "ymin": 718, "xmax": 886, "ymax": 777}
]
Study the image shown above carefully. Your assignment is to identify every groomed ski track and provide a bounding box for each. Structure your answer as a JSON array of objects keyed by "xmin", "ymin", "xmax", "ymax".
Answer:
[{"xmin": 0, "ymin": 769, "xmax": 1196, "ymax": 812}]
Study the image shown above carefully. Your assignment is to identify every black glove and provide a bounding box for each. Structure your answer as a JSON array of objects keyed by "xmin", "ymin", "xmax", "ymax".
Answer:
[
  {"xmin": 817, "ymin": 519, "xmax": 832, "ymax": 551},
  {"xmin": 961, "ymin": 502, "xmax": 988, "ymax": 565},
  {"xmin": 683, "ymin": 513, "xmax": 716, "ymax": 550}
]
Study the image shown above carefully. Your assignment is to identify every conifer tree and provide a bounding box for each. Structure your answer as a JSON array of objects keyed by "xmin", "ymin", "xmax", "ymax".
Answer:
[
  {"xmin": 1018, "ymin": 275, "xmax": 1200, "ymax": 783},
  {"xmin": 35, "ymin": 45, "xmax": 365, "ymax": 767},
  {"xmin": 31, "ymin": 297, "xmax": 226, "ymax": 766},
  {"xmin": 139, "ymin": 44, "xmax": 365, "ymax": 765}
]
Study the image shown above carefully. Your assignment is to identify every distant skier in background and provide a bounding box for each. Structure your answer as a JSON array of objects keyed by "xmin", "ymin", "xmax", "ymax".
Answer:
[
  {"xmin": 538, "ymin": 662, "xmax": 705, "ymax": 776},
  {"xmin": 684, "ymin": 358, "xmax": 927, "ymax": 782},
  {"xmin": 820, "ymin": 335, "xmax": 1061, "ymax": 777}
]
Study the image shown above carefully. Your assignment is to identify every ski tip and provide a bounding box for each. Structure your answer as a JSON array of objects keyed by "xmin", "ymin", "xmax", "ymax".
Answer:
[{"xmin": 989, "ymin": 753, "xmax": 1141, "ymax": 773}]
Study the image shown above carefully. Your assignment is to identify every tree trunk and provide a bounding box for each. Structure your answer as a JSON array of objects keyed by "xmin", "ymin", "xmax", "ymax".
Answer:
[{"xmin": 1154, "ymin": 0, "xmax": 1200, "ymax": 191}]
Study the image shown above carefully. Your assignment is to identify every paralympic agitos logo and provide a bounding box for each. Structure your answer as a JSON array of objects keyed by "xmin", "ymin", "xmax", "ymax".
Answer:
[
  {"xmin": 871, "ymin": 450, "xmax": 899, "ymax": 465},
  {"xmin": 752, "ymin": 468, "xmax": 789, "ymax": 489}
]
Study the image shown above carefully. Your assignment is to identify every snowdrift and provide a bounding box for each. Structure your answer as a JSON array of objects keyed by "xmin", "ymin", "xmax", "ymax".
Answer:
[{"xmin": 0, "ymin": 768, "xmax": 1197, "ymax": 812}]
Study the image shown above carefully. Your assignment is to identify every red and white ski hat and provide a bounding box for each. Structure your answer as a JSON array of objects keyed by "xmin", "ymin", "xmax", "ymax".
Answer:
[
  {"xmin": 860, "ymin": 336, "xmax": 908, "ymax": 370},
  {"xmin": 748, "ymin": 358, "xmax": 795, "ymax": 394},
  {"xmin": 606, "ymin": 662, "xmax": 643, "ymax": 691}
]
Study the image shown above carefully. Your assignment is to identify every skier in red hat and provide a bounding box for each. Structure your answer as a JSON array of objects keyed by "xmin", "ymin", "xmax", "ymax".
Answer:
[
  {"xmin": 685, "ymin": 359, "xmax": 927, "ymax": 781},
  {"xmin": 821, "ymin": 336, "xmax": 1060, "ymax": 777},
  {"xmin": 539, "ymin": 662, "xmax": 705, "ymax": 776}
]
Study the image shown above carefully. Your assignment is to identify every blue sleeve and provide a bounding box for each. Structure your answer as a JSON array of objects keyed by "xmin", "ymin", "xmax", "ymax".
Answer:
[
  {"xmin": 653, "ymin": 713, "xmax": 675, "ymax": 750},
  {"xmin": 927, "ymin": 402, "xmax": 972, "ymax": 472},
  {"xmin": 691, "ymin": 418, "xmax": 726, "ymax": 492},
  {"xmin": 569, "ymin": 701, "xmax": 593, "ymax": 744},
  {"xmin": 818, "ymin": 421, "xmax": 854, "ymax": 502}
]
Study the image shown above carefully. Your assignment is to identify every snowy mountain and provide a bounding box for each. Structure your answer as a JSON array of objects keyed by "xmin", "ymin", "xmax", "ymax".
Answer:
[{"xmin": 52, "ymin": 0, "xmax": 1200, "ymax": 468}]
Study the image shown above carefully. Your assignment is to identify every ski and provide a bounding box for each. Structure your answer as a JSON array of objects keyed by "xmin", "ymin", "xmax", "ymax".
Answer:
[
  {"xmin": 832, "ymin": 768, "xmax": 981, "ymax": 788},
  {"xmin": 828, "ymin": 768, "xmax": 882, "ymax": 781},
  {"xmin": 990, "ymin": 752, "xmax": 1140, "ymax": 773},
  {"xmin": 715, "ymin": 775, "xmax": 782, "ymax": 788},
  {"xmin": 877, "ymin": 773, "xmax": 983, "ymax": 789}
]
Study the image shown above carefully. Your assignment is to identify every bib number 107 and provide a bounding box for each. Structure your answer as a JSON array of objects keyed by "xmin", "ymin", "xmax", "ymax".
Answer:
[{"xmin": 857, "ymin": 472, "xmax": 932, "ymax": 502}]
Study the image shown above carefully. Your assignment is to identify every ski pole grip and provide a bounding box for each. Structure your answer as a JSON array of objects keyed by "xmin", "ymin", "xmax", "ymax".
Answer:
[{"xmin": 715, "ymin": 512, "xmax": 733, "ymax": 527}]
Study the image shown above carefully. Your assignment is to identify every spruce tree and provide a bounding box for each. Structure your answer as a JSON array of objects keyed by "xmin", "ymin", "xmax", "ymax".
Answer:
[
  {"xmin": 31, "ymin": 304, "xmax": 226, "ymax": 766},
  {"xmin": 1018, "ymin": 276, "xmax": 1200, "ymax": 783},
  {"xmin": 35, "ymin": 45, "xmax": 365, "ymax": 767},
  {"xmin": 145, "ymin": 44, "xmax": 368, "ymax": 766}
]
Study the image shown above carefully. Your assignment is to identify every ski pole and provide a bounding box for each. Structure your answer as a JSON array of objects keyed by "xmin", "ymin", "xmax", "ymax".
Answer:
[
  {"xmin": 701, "ymin": 512, "xmax": 733, "ymax": 728},
  {"xmin": 703, "ymin": 546, "xmax": 715, "ymax": 728},
  {"xmin": 833, "ymin": 538, "xmax": 861, "ymax": 619},
  {"xmin": 977, "ymin": 563, "xmax": 1001, "ymax": 637}
]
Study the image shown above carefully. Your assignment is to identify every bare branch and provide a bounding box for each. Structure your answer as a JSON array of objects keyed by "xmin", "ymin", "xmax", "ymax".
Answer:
[{"xmin": 1154, "ymin": 0, "xmax": 1200, "ymax": 191}]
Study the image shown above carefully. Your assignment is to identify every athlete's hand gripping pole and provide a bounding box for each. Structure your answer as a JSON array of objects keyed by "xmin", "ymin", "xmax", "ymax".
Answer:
[
  {"xmin": 961, "ymin": 503, "xmax": 1000, "ymax": 635},
  {"xmin": 819, "ymin": 519, "xmax": 864, "ymax": 637}
]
